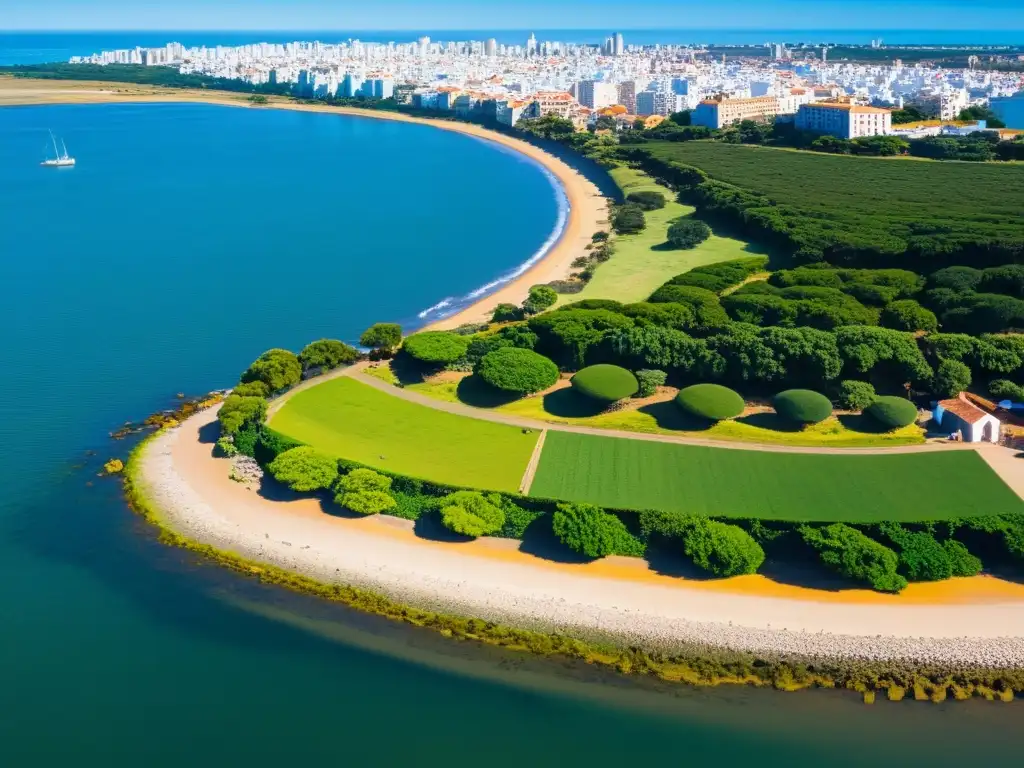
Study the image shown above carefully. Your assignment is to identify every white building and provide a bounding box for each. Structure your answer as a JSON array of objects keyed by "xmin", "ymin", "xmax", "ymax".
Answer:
[
  {"xmin": 934, "ymin": 394, "xmax": 1001, "ymax": 443},
  {"xmin": 577, "ymin": 80, "xmax": 619, "ymax": 109},
  {"xmin": 795, "ymin": 102, "xmax": 892, "ymax": 138},
  {"xmin": 692, "ymin": 96, "xmax": 780, "ymax": 128}
]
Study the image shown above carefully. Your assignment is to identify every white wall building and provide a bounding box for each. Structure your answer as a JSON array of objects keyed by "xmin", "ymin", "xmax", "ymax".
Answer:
[
  {"xmin": 934, "ymin": 395, "xmax": 1001, "ymax": 443},
  {"xmin": 577, "ymin": 80, "xmax": 619, "ymax": 109},
  {"xmin": 795, "ymin": 102, "xmax": 892, "ymax": 138}
]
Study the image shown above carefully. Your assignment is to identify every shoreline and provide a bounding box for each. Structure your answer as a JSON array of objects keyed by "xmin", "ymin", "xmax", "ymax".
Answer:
[
  {"xmin": 131, "ymin": 404, "xmax": 1024, "ymax": 671},
  {"xmin": 0, "ymin": 77, "xmax": 607, "ymax": 330}
]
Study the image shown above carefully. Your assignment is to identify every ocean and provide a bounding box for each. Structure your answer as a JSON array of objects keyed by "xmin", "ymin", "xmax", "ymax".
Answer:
[
  {"xmin": 3, "ymin": 29, "xmax": 1024, "ymax": 65},
  {"xmin": 0, "ymin": 100, "xmax": 1019, "ymax": 765}
]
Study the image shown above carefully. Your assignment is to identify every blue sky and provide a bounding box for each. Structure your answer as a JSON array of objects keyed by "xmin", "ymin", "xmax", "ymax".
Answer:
[{"xmin": 6, "ymin": 0, "xmax": 1024, "ymax": 31}]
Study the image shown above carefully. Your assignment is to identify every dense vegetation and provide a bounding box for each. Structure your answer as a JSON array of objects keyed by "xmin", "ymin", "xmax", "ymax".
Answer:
[
  {"xmin": 772, "ymin": 390, "xmax": 834, "ymax": 424},
  {"xmin": 570, "ymin": 364, "xmax": 639, "ymax": 402},
  {"xmin": 476, "ymin": 347, "xmax": 560, "ymax": 394},
  {"xmin": 675, "ymin": 383, "xmax": 745, "ymax": 421}
]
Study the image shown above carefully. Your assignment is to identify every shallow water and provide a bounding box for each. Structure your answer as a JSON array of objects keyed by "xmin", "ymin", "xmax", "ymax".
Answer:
[{"xmin": 0, "ymin": 103, "xmax": 1016, "ymax": 766}]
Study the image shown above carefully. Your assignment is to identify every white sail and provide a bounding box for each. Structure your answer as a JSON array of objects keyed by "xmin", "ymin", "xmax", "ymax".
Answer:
[{"xmin": 41, "ymin": 130, "xmax": 75, "ymax": 167}]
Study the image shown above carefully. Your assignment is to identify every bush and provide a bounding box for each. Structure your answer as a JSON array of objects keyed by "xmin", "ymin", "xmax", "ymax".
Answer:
[
  {"xmin": 943, "ymin": 539, "xmax": 983, "ymax": 577},
  {"xmin": 552, "ymin": 502, "xmax": 642, "ymax": 558},
  {"xmin": 215, "ymin": 436, "xmax": 238, "ymax": 457},
  {"xmin": 571, "ymin": 364, "xmax": 639, "ymax": 402},
  {"xmin": 232, "ymin": 381, "xmax": 270, "ymax": 398},
  {"xmin": 267, "ymin": 446, "xmax": 339, "ymax": 492},
  {"xmin": 635, "ymin": 369, "xmax": 667, "ymax": 397},
  {"xmin": 625, "ymin": 190, "xmax": 666, "ymax": 210},
  {"xmin": 498, "ymin": 499, "xmax": 544, "ymax": 539},
  {"xmin": 359, "ymin": 323, "xmax": 402, "ymax": 351},
  {"xmin": 864, "ymin": 396, "xmax": 918, "ymax": 429},
  {"xmin": 334, "ymin": 468, "xmax": 396, "ymax": 515},
  {"xmin": 990, "ymin": 379, "xmax": 1024, "ymax": 401},
  {"xmin": 439, "ymin": 491, "xmax": 505, "ymax": 537},
  {"xmin": 676, "ymin": 383, "xmax": 745, "ymax": 421},
  {"xmin": 402, "ymin": 331, "xmax": 470, "ymax": 365},
  {"xmin": 523, "ymin": 284, "xmax": 559, "ymax": 315},
  {"xmin": 799, "ymin": 523, "xmax": 907, "ymax": 592},
  {"xmin": 666, "ymin": 218, "xmax": 712, "ymax": 249},
  {"xmin": 837, "ymin": 380, "xmax": 876, "ymax": 410},
  {"xmin": 772, "ymin": 389, "xmax": 833, "ymax": 424},
  {"xmin": 491, "ymin": 303, "xmax": 522, "ymax": 322},
  {"xmin": 879, "ymin": 523, "xmax": 953, "ymax": 581},
  {"xmin": 934, "ymin": 359, "xmax": 972, "ymax": 398},
  {"xmin": 298, "ymin": 339, "xmax": 359, "ymax": 372},
  {"xmin": 667, "ymin": 256, "xmax": 768, "ymax": 294},
  {"xmin": 611, "ymin": 203, "xmax": 646, "ymax": 234},
  {"xmin": 218, "ymin": 395, "xmax": 268, "ymax": 434},
  {"xmin": 682, "ymin": 519, "xmax": 765, "ymax": 576},
  {"xmin": 879, "ymin": 300, "xmax": 938, "ymax": 333},
  {"xmin": 233, "ymin": 424, "xmax": 260, "ymax": 457},
  {"xmin": 476, "ymin": 347, "xmax": 559, "ymax": 394},
  {"xmin": 240, "ymin": 349, "xmax": 302, "ymax": 393}
]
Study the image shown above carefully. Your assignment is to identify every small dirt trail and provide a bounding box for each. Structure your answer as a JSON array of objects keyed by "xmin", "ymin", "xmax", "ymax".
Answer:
[{"xmin": 519, "ymin": 430, "xmax": 548, "ymax": 495}]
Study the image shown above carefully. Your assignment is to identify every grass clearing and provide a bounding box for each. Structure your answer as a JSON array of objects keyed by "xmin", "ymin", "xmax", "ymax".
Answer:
[
  {"xmin": 269, "ymin": 377, "xmax": 537, "ymax": 492},
  {"xmin": 530, "ymin": 431, "xmax": 1022, "ymax": 522},
  {"xmin": 558, "ymin": 166, "xmax": 762, "ymax": 305}
]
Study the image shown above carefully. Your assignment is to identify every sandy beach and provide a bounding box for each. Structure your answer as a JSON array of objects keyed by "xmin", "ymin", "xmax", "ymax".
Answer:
[
  {"xmin": 133, "ymin": 404, "xmax": 1024, "ymax": 667},
  {"xmin": 0, "ymin": 77, "xmax": 607, "ymax": 329}
]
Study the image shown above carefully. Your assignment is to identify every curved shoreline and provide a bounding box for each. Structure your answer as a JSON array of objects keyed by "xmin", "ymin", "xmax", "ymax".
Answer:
[
  {"xmin": 0, "ymin": 77, "xmax": 606, "ymax": 330},
  {"xmin": 132, "ymin": 404, "xmax": 1024, "ymax": 669}
]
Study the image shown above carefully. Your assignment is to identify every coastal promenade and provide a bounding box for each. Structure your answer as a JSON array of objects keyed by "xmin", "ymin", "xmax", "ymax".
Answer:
[{"xmin": 0, "ymin": 76, "xmax": 607, "ymax": 327}]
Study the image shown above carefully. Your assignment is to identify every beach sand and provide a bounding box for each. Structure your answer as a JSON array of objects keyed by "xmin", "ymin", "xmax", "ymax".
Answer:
[
  {"xmin": 0, "ymin": 77, "xmax": 606, "ymax": 329},
  {"xmin": 134, "ymin": 405, "xmax": 1024, "ymax": 667}
]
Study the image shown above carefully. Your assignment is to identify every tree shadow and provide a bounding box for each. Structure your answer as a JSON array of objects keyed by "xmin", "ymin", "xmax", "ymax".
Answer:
[
  {"xmin": 644, "ymin": 543, "xmax": 717, "ymax": 580},
  {"xmin": 389, "ymin": 354, "xmax": 429, "ymax": 386},
  {"xmin": 197, "ymin": 420, "xmax": 220, "ymax": 445},
  {"xmin": 651, "ymin": 240, "xmax": 682, "ymax": 252},
  {"xmin": 637, "ymin": 400, "xmax": 714, "ymax": 431},
  {"xmin": 757, "ymin": 559, "xmax": 862, "ymax": 593},
  {"xmin": 836, "ymin": 413, "xmax": 895, "ymax": 435},
  {"xmin": 735, "ymin": 412, "xmax": 804, "ymax": 433},
  {"xmin": 455, "ymin": 375, "xmax": 521, "ymax": 408},
  {"xmin": 517, "ymin": 514, "xmax": 595, "ymax": 564},
  {"xmin": 412, "ymin": 511, "xmax": 475, "ymax": 543},
  {"xmin": 541, "ymin": 388, "xmax": 608, "ymax": 418},
  {"xmin": 984, "ymin": 563, "xmax": 1024, "ymax": 585}
]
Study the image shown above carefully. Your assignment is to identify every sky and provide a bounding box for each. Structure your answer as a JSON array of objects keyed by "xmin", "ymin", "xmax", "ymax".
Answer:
[{"xmin": 6, "ymin": 0, "xmax": 1024, "ymax": 32}]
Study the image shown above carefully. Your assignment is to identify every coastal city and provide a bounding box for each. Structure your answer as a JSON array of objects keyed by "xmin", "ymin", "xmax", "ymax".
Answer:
[{"xmin": 70, "ymin": 33, "xmax": 1024, "ymax": 134}]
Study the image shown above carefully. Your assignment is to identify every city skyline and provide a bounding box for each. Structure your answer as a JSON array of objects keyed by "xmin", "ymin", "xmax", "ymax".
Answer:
[{"xmin": 6, "ymin": 0, "xmax": 1024, "ymax": 32}]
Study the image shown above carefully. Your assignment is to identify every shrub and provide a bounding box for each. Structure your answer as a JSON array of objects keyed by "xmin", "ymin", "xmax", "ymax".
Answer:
[
  {"xmin": 215, "ymin": 436, "xmax": 238, "ymax": 457},
  {"xmin": 799, "ymin": 523, "xmax": 907, "ymax": 593},
  {"xmin": 334, "ymin": 468, "xmax": 396, "ymax": 515},
  {"xmin": 402, "ymin": 331, "xmax": 470, "ymax": 365},
  {"xmin": 943, "ymin": 539, "xmax": 983, "ymax": 577},
  {"xmin": 232, "ymin": 381, "xmax": 270, "ymax": 398},
  {"xmin": 476, "ymin": 347, "xmax": 559, "ymax": 394},
  {"xmin": 552, "ymin": 502, "xmax": 642, "ymax": 558},
  {"xmin": 682, "ymin": 519, "xmax": 766, "ymax": 576},
  {"xmin": 676, "ymin": 383, "xmax": 745, "ymax": 421},
  {"xmin": 880, "ymin": 300, "xmax": 938, "ymax": 333},
  {"xmin": 491, "ymin": 303, "xmax": 522, "ymax": 322},
  {"xmin": 625, "ymin": 190, "xmax": 666, "ymax": 210},
  {"xmin": 571, "ymin": 364, "xmax": 639, "ymax": 402},
  {"xmin": 878, "ymin": 523, "xmax": 953, "ymax": 581},
  {"xmin": 298, "ymin": 339, "xmax": 359, "ymax": 372},
  {"xmin": 929, "ymin": 266, "xmax": 983, "ymax": 293},
  {"xmin": 934, "ymin": 359, "xmax": 972, "ymax": 398},
  {"xmin": 233, "ymin": 424, "xmax": 260, "ymax": 457},
  {"xmin": 218, "ymin": 395, "xmax": 268, "ymax": 434},
  {"xmin": 391, "ymin": 491, "xmax": 438, "ymax": 521},
  {"xmin": 666, "ymin": 218, "xmax": 712, "ymax": 249},
  {"xmin": 268, "ymin": 446, "xmax": 339, "ymax": 492},
  {"xmin": 240, "ymin": 349, "xmax": 302, "ymax": 393},
  {"xmin": 990, "ymin": 379, "xmax": 1024, "ymax": 402},
  {"xmin": 864, "ymin": 396, "xmax": 918, "ymax": 429},
  {"xmin": 359, "ymin": 323, "xmax": 402, "ymax": 351},
  {"xmin": 498, "ymin": 499, "xmax": 544, "ymax": 539},
  {"xmin": 647, "ymin": 284, "xmax": 730, "ymax": 328},
  {"xmin": 439, "ymin": 491, "xmax": 505, "ymax": 537},
  {"xmin": 523, "ymin": 285, "xmax": 559, "ymax": 315},
  {"xmin": 772, "ymin": 389, "xmax": 833, "ymax": 424},
  {"xmin": 635, "ymin": 369, "xmax": 667, "ymax": 397},
  {"xmin": 837, "ymin": 380, "xmax": 876, "ymax": 410},
  {"xmin": 667, "ymin": 256, "xmax": 768, "ymax": 294},
  {"xmin": 611, "ymin": 203, "xmax": 646, "ymax": 234}
]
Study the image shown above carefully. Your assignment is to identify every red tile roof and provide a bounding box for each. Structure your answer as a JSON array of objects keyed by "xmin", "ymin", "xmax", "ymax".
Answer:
[{"xmin": 938, "ymin": 394, "xmax": 993, "ymax": 425}]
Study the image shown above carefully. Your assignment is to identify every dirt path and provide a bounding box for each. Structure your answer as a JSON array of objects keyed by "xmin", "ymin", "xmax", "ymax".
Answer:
[{"xmin": 519, "ymin": 429, "xmax": 548, "ymax": 494}]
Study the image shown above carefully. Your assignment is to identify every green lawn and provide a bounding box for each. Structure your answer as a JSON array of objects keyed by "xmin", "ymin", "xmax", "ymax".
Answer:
[
  {"xmin": 530, "ymin": 431, "xmax": 1023, "ymax": 522},
  {"xmin": 268, "ymin": 377, "xmax": 538, "ymax": 492},
  {"xmin": 559, "ymin": 166, "xmax": 762, "ymax": 305}
]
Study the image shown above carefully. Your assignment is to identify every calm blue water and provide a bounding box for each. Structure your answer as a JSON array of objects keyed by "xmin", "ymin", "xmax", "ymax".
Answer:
[
  {"xmin": 992, "ymin": 94, "xmax": 1024, "ymax": 129},
  {"xmin": 3, "ymin": 29, "xmax": 1024, "ymax": 64},
  {"xmin": 0, "ymin": 101, "xmax": 1018, "ymax": 765}
]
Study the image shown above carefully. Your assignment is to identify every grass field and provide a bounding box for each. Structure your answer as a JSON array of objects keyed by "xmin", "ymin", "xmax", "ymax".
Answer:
[
  {"xmin": 529, "ymin": 431, "xmax": 1023, "ymax": 522},
  {"xmin": 269, "ymin": 377, "xmax": 537, "ymax": 492},
  {"xmin": 557, "ymin": 167, "xmax": 761, "ymax": 305}
]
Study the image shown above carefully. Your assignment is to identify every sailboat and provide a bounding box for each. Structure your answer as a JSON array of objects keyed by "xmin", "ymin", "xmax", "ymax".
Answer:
[{"xmin": 41, "ymin": 130, "xmax": 75, "ymax": 167}]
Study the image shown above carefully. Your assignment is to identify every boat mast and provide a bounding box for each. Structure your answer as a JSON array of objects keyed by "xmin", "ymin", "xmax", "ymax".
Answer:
[
  {"xmin": 61, "ymin": 139, "xmax": 68, "ymax": 159},
  {"xmin": 49, "ymin": 130, "xmax": 59, "ymax": 159}
]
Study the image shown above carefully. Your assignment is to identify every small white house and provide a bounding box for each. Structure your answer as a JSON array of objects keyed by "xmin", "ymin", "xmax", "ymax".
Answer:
[{"xmin": 934, "ymin": 394, "xmax": 1001, "ymax": 443}]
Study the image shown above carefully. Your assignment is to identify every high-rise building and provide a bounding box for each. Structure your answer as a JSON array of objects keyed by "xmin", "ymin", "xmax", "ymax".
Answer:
[
  {"xmin": 613, "ymin": 33, "xmax": 625, "ymax": 57},
  {"xmin": 527, "ymin": 33, "xmax": 537, "ymax": 56},
  {"xmin": 485, "ymin": 38, "xmax": 497, "ymax": 57},
  {"xmin": 617, "ymin": 80, "xmax": 638, "ymax": 113},
  {"xmin": 577, "ymin": 80, "xmax": 619, "ymax": 109}
]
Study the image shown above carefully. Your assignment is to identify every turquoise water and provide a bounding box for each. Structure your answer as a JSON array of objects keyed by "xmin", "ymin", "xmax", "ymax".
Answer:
[{"xmin": 0, "ymin": 103, "xmax": 1018, "ymax": 765}]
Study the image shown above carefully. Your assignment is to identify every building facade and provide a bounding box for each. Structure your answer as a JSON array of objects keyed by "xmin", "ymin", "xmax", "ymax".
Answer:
[
  {"xmin": 795, "ymin": 102, "xmax": 893, "ymax": 138},
  {"xmin": 692, "ymin": 96, "xmax": 780, "ymax": 128},
  {"xmin": 577, "ymin": 80, "xmax": 619, "ymax": 110}
]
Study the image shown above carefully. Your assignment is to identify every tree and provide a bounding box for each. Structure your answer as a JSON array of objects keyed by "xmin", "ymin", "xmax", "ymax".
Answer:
[
  {"xmin": 359, "ymin": 323, "xmax": 402, "ymax": 352},
  {"xmin": 811, "ymin": 135, "xmax": 854, "ymax": 154},
  {"xmin": 402, "ymin": 331, "xmax": 469, "ymax": 365},
  {"xmin": 891, "ymin": 105, "xmax": 931, "ymax": 124},
  {"xmin": 522, "ymin": 285, "xmax": 558, "ymax": 315},
  {"xmin": 772, "ymin": 389, "xmax": 833, "ymax": 424},
  {"xmin": 682, "ymin": 519, "xmax": 765, "ymax": 576},
  {"xmin": 298, "ymin": 339, "xmax": 359, "ymax": 372},
  {"xmin": 334, "ymin": 468, "xmax": 396, "ymax": 515},
  {"xmin": 669, "ymin": 110, "xmax": 692, "ymax": 126},
  {"xmin": 676, "ymin": 383, "xmax": 745, "ymax": 420},
  {"xmin": 934, "ymin": 359, "xmax": 972, "ymax": 398},
  {"xmin": 476, "ymin": 347, "xmax": 559, "ymax": 394},
  {"xmin": 267, "ymin": 446, "xmax": 338, "ymax": 492},
  {"xmin": 232, "ymin": 381, "xmax": 270, "ymax": 398},
  {"xmin": 552, "ymin": 502, "xmax": 637, "ymax": 558},
  {"xmin": 957, "ymin": 105, "xmax": 1006, "ymax": 129},
  {"xmin": 666, "ymin": 218, "xmax": 712, "ymax": 249},
  {"xmin": 635, "ymin": 369, "xmax": 667, "ymax": 397},
  {"xmin": 491, "ymin": 303, "xmax": 522, "ymax": 322},
  {"xmin": 218, "ymin": 395, "xmax": 267, "ymax": 434},
  {"xmin": 240, "ymin": 348, "xmax": 302, "ymax": 393},
  {"xmin": 799, "ymin": 523, "xmax": 907, "ymax": 593},
  {"xmin": 879, "ymin": 300, "xmax": 938, "ymax": 333},
  {"xmin": 990, "ymin": 379, "xmax": 1024, "ymax": 402},
  {"xmin": 571, "ymin": 364, "xmax": 639, "ymax": 402},
  {"xmin": 611, "ymin": 203, "xmax": 646, "ymax": 234},
  {"xmin": 864, "ymin": 396, "xmax": 918, "ymax": 428},
  {"xmin": 625, "ymin": 190, "xmax": 666, "ymax": 211},
  {"xmin": 837, "ymin": 380, "xmax": 876, "ymax": 410},
  {"xmin": 439, "ymin": 491, "xmax": 505, "ymax": 537},
  {"xmin": 529, "ymin": 308, "xmax": 634, "ymax": 368}
]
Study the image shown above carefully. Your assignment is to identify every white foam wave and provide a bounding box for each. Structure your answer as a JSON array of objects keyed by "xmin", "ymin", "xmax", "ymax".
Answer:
[{"xmin": 416, "ymin": 297, "xmax": 453, "ymax": 319}]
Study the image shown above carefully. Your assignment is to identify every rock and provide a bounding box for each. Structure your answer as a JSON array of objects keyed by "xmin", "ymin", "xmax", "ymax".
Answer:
[{"xmin": 103, "ymin": 458, "xmax": 124, "ymax": 475}]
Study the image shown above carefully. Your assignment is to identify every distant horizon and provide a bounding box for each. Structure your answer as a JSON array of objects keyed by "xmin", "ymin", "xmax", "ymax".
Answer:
[{"xmin": 6, "ymin": 26, "xmax": 1024, "ymax": 35}]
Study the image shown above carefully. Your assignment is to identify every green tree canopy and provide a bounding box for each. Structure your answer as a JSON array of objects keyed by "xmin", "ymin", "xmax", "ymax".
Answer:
[
  {"xmin": 571, "ymin": 364, "xmax": 639, "ymax": 402},
  {"xmin": 522, "ymin": 284, "xmax": 558, "ymax": 315},
  {"xmin": 552, "ymin": 502, "xmax": 639, "ymax": 558},
  {"xmin": 625, "ymin": 190, "xmax": 666, "ymax": 211},
  {"xmin": 298, "ymin": 339, "xmax": 360, "ymax": 372},
  {"xmin": 240, "ymin": 348, "xmax": 302, "ymax": 393},
  {"xmin": 611, "ymin": 203, "xmax": 646, "ymax": 234},
  {"xmin": 439, "ymin": 491, "xmax": 505, "ymax": 537},
  {"xmin": 267, "ymin": 446, "xmax": 339, "ymax": 492},
  {"xmin": 402, "ymin": 331, "xmax": 469, "ymax": 365},
  {"xmin": 666, "ymin": 217, "xmax": 712, "ymax": 249},
  {"xmin": 864, "ymin": 396, "xmax": 918, "ymax": 429},
  {"xmin": 476, "ymin": 347, "xmax": 559, "ymax": 394},
  {"xmin": 218, "ymin": 395, "xmax": 268, "ymax": 434},
  {"xmin": 676, "ymin": 383, "xmax": 745, "ymax": 421},
  {"xmin": 359, "ymin": 323, "xmax": 402, "ymax": 351},
  {"xmin": 682, "ymin": 519, "xmax": 766, "ymax": 576},
  {"xmin": 334, "ymin": 468, "xmax": 396, "ymax": 515}
]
